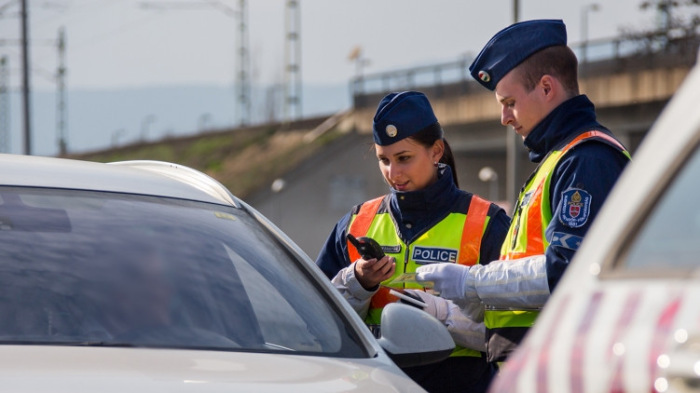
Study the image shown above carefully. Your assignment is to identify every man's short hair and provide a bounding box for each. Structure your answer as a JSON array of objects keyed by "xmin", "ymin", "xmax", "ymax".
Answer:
[{"xmin": 514, "ymin": 45, "xmax": 579, "ymax": 96}]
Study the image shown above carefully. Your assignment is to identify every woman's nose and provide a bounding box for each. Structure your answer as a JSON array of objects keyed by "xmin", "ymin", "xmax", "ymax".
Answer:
[{"xmin": 386, "ymin": 163, "xmax": 400, "ymax": 180}]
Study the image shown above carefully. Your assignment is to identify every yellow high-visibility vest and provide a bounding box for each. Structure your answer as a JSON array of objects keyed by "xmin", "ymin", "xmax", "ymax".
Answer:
[
  {"xmin": 347, "ymin": 194, "xmax": 492, "ymax": 358},
  {"xmin": 487, "ymin": 131, "xmax": 631, "ymax": 332}
]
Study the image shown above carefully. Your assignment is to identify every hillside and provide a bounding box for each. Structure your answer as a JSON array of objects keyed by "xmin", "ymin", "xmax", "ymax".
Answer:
[{"xmin": 70, "ymin": 112, "xmax": 352, "ymax": 198}]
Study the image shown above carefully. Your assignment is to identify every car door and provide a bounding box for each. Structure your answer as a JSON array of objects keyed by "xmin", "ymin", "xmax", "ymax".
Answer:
[
  {"xmin": 600, "ymin": 142, "xmax": 700, "ymax": 393},
  {"xmin": 491, "ymin": 138, "xmax": 700, "ymax": 393}
]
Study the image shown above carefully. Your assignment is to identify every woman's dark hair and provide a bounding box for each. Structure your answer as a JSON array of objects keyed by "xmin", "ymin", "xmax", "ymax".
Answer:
[{"xmin": 409, "ymin": 122, "xmax": 459, "ymax": 187}]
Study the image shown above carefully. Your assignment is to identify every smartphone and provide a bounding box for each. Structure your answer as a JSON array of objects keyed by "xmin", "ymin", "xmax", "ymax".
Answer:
[
  {"xmin": 389, "ymin": 289, "xmax": 426, "ymax": 309},
  {"xmin": 346, "ymin": 233, "xmax": 385, "ymax": 260}
]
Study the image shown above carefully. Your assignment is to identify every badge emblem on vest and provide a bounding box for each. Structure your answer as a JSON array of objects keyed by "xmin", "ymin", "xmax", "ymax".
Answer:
[
  {"xmin": 412, "ymin": 246, "xmax": 458, "ymax": 265},
  {"xmin": 382, "ymin": 245, "xmax": 402, "ymax": 254},
  {"xmin": 559, "ymin": 188, "xmax": 592, "ymax": 228}
]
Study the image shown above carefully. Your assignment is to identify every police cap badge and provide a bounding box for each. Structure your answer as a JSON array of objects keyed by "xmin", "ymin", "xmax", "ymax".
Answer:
[
  {"xmin": 469, "ymin": 19, "xmax": 567, "ymax": 91},
  {"xmin": 372, "ymin": 91, "xmax": 439, "ymax": 146}
]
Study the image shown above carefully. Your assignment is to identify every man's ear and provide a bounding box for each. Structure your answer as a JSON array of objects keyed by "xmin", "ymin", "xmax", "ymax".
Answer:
[
  {"xmin": 539, "ymin": 74, "xmax": 558, "ymax": 101},
  {"xmin": 541, "ymin": 75, "xmax": 552, "ymax": 95}
]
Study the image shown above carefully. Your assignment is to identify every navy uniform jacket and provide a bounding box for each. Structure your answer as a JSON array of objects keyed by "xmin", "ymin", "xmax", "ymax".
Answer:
[
  {"xmin": 525, "ymin": 95, "xmax": 630, "ymax": 291},
  {"xmin": 315, "ymin": 165, "xmax": 511, "ymax": 279}
]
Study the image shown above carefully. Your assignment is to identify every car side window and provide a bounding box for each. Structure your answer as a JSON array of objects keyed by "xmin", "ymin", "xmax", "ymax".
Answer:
[
  {"xmin": 223, "ymin": 244, "xmax": 337, "ymax": 352},
  {"xmin": 620, "ymin": 144, "xmax": 700, "ymax": 272}
]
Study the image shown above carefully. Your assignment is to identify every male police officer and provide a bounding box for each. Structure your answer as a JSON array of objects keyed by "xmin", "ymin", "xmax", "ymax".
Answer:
[{"xmin": 416, "ymin": 19, "xmax": 630, "ymax": 362}]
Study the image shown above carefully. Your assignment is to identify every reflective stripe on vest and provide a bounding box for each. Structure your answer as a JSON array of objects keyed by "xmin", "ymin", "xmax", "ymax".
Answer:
[
  {"xmin": 347, "ymin": 194, "xmax": 492, "ymax": 358},
  {"xmin": 484, "ymin": 309, "xmax": 539, "ymax": 329},
  {"xmin": 488, "ymin": 131, "xmax": 630, "ymax": 329},
  {"xmin": 500, "ymin": 131, "xmax": 629, "ymax": 259},
  {"xmin": 347, "ymin": 196, "xmax": 384, "ymax": 263}
]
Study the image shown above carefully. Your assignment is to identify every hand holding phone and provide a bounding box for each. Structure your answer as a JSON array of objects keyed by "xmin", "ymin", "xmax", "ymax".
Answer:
[{"xmin": 347, "ymin": 233, "xmax": 385, "ymax": 260}]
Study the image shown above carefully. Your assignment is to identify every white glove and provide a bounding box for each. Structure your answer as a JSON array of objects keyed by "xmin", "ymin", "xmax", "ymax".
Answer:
[
  {"xmin": 444, "ymin": 303, "xmax": 486, "ymax": 351},
  {"xmin": 415, "ymin": 263, "xmax": 475, "ymax": 301},
  {"xmin": 403, "ymin": 289, "xmax": 486, "ymax": 352},
  {"xmin": 466, "ymin": 255, "xmax": 550, "ymax": 309},
  {"xmin": 402, "ymin": 289, "xmax": 449, "ymax": 322}
]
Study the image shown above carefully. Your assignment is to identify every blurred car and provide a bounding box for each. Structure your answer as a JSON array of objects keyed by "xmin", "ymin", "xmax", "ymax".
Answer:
[
  {"xmin": 490, "ymin": 52, "xmax": 700, "ymax": 392},
  {"xmin": 0, "ymin": 155, "xmax": 454, "ymax": 392}
]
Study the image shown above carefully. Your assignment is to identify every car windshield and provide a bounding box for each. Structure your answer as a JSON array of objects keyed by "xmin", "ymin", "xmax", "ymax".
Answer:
[{"xmin": 0, "ymin": 187, "xmax": 366, "ymax": 357}]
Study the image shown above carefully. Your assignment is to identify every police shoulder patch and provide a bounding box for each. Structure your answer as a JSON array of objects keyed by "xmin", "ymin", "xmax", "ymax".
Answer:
[
  {"xmin": 558, "ymin": 188, "xmax": 592, "ymax": 228},
  {"xmin": 550, "ymin": 231, "xmax": 583, "ymax": 251}
]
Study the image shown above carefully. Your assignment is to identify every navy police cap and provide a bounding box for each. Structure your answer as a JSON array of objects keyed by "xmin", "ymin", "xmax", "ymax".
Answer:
[
  {"xmin": 373, "ymin": 91, "xmax": 439, "ymax": 146},
  {"xmin": 469, "ymin": 19, "xmax": 567, "ymax": 91}
]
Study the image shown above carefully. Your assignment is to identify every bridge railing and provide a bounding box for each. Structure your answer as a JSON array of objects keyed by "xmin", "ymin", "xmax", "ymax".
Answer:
[{"xmin": 351, "ymin": 34, "xmax": 700, "ymax": 108}]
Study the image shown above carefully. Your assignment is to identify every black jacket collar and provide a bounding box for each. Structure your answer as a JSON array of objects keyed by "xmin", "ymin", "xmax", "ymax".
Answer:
[
  {"xmin": 389, "ymin": 164, "xmax": 460, "ymax": 220},
  {"xmin": 524, "ymin": 95, "xmax": 604, "ymax": 163}
]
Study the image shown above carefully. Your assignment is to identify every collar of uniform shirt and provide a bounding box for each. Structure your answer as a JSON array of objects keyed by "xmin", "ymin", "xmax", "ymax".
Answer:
[
  {"xmin": 524, "ymin": 94, "xmax": 601, "ymax": 163},
  {"xmin": 389, "ymin": 164, "xmax": 460, "ymax": 233}
]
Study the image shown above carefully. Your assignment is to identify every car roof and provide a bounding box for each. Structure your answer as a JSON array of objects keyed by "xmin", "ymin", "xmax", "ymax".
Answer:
[{"xmin": 0, "ymin": 154, "xmax": 240, "ymax": 207}]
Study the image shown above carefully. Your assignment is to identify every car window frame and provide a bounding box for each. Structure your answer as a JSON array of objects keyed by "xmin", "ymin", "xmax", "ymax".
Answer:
[{"xmin": 600, "ymin": 124, "xmax": 700, "ymax": 280}]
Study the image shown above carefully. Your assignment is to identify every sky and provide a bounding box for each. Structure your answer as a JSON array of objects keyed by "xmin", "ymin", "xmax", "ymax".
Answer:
[
  {"xmin": 0, "ymin": 0, "xmax": 668, "ymax": 90},
  {"xmin": 0, "ymin": 0, "xmax": 681, "ymax": 155}
]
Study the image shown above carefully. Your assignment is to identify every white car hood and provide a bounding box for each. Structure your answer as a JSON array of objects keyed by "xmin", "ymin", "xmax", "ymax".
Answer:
[{"xmin": 0, "ymin": 346, "xmax": 423, "ymax": 392}]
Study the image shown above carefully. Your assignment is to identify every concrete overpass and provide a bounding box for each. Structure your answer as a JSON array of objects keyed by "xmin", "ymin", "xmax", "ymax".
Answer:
[
  {"xmin": 249, "ymin": 35, "xmax": 700, "ymax": 258},
  {"xmin": 349, "ymin": 35, "xmax": 699, "ymax": 202}
]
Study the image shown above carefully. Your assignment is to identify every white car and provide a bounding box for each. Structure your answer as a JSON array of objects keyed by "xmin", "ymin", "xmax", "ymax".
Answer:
[
  {"xmin": 0, "ymin": 155, "xmax": 453, "ymax": 392},
  {"xmin": 489, "ymin": 53, "xmax": 700, "ymax": 391}
]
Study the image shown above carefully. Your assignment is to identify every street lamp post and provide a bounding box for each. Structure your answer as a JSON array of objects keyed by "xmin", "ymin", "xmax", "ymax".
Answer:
[
  {"xmin": 505, "ymin": 0, "xmax": 521, "ymax": 206},
  {"xmin": 479, "ymin": 166, "xmax": 499, "ymax": 202},
  {"xmin": 270, "ymin": 178, "xmax": 286, "ymax": 224},
  {"xmin": 581, "ymin": 3, "xmax": 600, "ymax": 66},
  {"xmin": 140, "ymin": 114, "xmax": 156, "ymax": 141},
  {"xmin": 348, "ymin": 46, "xmax": 369, "ymax": 97},
  {"xmin": 198, "ymin": 113, "xmax": 212, "ymax": 132},
  {"xmin": 111, "ymin": 128, "xmax": 126, "ymax": 147},
  {"xmin": 20, "ymin": 0, "xmax": 31, "ymax": 155}
]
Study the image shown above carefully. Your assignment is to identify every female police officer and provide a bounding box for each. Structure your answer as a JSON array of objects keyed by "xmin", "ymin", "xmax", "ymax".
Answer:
[{"xmin": 315, "ymin": 91, "xmax": 510, "ymax": 393}]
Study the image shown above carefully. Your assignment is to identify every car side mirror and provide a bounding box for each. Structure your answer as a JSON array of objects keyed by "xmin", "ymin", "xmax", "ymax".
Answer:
[{"xmin": 377, "ymin": 303, "xmax": 455, "ymax": 368}]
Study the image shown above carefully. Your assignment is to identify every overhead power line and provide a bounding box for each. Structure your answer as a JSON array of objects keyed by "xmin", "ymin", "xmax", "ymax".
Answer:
[
  {"xmin": 56, "ymin": 26, "xmax": 67, "ymax": 155},
  {"xmin": 236, "ymin": 0, "xmax": 250, "ymax": 126},
  {"xmin": 0, "ymin": 56, "xmax": 9, "ymax": 153},
  {"xmin": 284, "ymin": 0, "xmax": 301, "ymax": 122},
  {"xmin": 139, "ymin": 0, "xmax": 251, "ymax": 127}
]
